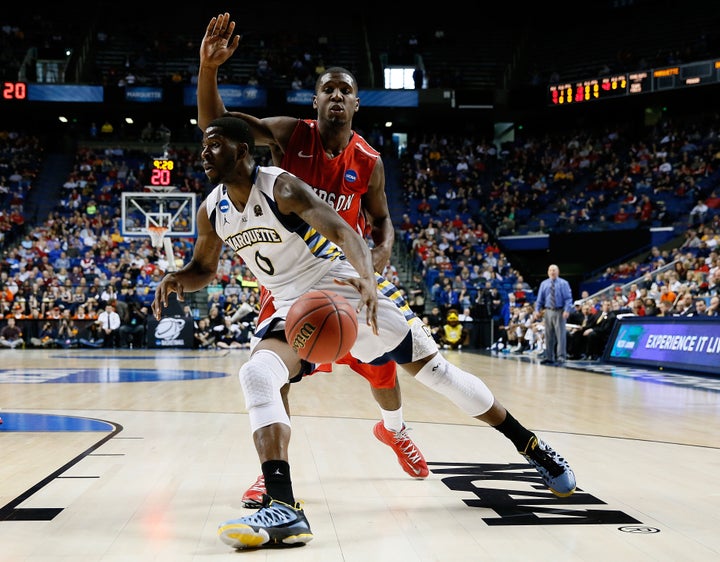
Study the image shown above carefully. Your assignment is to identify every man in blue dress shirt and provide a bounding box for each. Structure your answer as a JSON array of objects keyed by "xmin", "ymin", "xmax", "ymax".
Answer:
[{"xmin": 534, "ymin": 264, "xmax": 573, "ymax": 365}]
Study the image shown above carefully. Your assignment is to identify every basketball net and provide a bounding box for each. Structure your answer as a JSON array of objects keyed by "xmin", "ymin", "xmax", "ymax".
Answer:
[
  {"xmin": 147, "ymin": 225, "xmax": 168, "ymax": 249},
  {"xmin": 147, "ymin": 225, "xmax": 178, "ymax": 273}
]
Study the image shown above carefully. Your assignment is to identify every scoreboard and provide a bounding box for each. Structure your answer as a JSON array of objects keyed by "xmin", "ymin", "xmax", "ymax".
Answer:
[
  {"xmin": 548, "ymin": 58, "xmax": 720, "ymax": 106},
  {"xmin": 149, "ymin": 156, "xmax": 176, "ymax": 188}
]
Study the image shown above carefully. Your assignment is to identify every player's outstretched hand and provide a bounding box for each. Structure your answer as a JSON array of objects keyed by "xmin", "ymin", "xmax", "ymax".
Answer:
[
  {"xmin": 334, "ymin": 277, "xmax": 378, "ymax": 335},
  {"xmin": 200, "ymin": 12, "xmax": 241, "ymax": 68},
  {"xmin": 152, "ymin": 274, "xmax": 185, "ymax": 320}
]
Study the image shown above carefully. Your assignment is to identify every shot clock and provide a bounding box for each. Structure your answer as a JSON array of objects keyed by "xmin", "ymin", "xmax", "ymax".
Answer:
[
  {"xmin": 2, "ymin": 81, "xmax": 28, "ymax": 101},
  {"xmin": 149, "ymin": 156, "xmax": 176, "ymax": 188}
]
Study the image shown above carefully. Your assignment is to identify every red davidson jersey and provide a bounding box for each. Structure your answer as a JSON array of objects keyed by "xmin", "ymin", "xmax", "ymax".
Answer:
[{"xmin": 281, "ymin": 119, "xmax": 380, "ymax": 236}]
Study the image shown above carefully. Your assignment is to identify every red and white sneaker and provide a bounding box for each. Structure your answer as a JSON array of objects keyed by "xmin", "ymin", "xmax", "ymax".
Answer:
[
  {"xmin": 372, "ymin": 421, "xmax": 429, "ymax": 478},
  {"xmin": 241, "ymin": 475, "xmax": 266, "ymax": 508}
]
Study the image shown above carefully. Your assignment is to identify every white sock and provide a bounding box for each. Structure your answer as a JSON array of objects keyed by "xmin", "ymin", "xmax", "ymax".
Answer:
[{"xmin": 379, "ymin": 407, "xmax": 404, "ymax": 432}]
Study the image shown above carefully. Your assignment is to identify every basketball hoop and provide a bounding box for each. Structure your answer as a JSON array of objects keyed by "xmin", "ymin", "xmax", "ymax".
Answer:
[{"xmin": 147, "ymin": 225, "xmax": 168, "ymax": 248}]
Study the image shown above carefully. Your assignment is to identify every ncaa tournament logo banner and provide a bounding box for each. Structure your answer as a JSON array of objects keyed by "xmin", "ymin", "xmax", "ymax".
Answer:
[
  {"xmin": 145, "ymin": 316, "xmax": 193, "ymax": 348},
  {"xmin": 145, "ymin": 294, "xmax": 194, "ymax": 348},
  {"xmin": 152, "ymin": 318, "xmax": 190, "ymax": 347}
]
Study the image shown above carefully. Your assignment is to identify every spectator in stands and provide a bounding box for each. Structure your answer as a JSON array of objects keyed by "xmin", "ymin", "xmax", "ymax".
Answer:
[
  {"xmin": 707, "ymin": 295, "xmax": 720, "ymax": 316},
  {"xmin": 513, "ymin": 280, "xmax": 529, "ymax": 305},
  {"xmin": 31, "ymin": 321, "xmax": 57, "ymax": 348},
  {"xmin": 643, "ymin": 298, "xmax": 659, "ymax": 317},
  {"xmin": 54, "ymin": 313, "xmax": 79, "ymax": 348},
  {"xmin": 525, "ymin": 313, "xmax": 546, "ymax": 355},
  {"xmin": 53, "ymin": 251, "xmax": 71, "ymax": 271},
  {"xmin": 690, "ymin": 298, "xmax": 708, "ymax": 317},
  {"xmin": 223, "ymin": 276, "xmax": 243, "ymax": 299},
  {"xmin": 629, "ymin": 299, "xmax": 645, "ymax": 316},
  {"xmin": 458, "ymin": 306, "xmax": 473, "ymax": 323},
  {"xmin": 205, "ymin": 303, "xmax": 223, "ymax": 331},
  {"xmin": 215, "ymin": 316, "xmax": 245, "ymax": 349},
  {"xmin": 119, "ymin": 300, "xmax": 148, "ymax": 348},
  {"xmin": 78, "ymin": 321, "xmax": 103, "ymax": 348},
  {"xmin": 221, "ymin": 292, "xmax": 240, "ymax": 318},
  {"xmin": 502, "ymin": 304, "xmax": 527, "ymax": 352},
  {"xmin": 436, "ymin": 276, "xmax": 460, "ymax": 315},
  {"xmin": 656, "ymin": 299, "xmax": 676, "ymax": 317},
  {"xmin": 381, "ymin": 259, "xmax": 400, "ymax": 285},
  {"xmin": 74, "ymin": 305, "xmax": 92, "ymax": 321},
  {"xmin": 96, "ymin": 303, "xmax": 121, "ymax": 348},
  {"xmin": 193, "ymin": 316, "xmax": 215, "ymax": 349},
  {"xmin": 511, "ymin": 303, "xmax": 536, "ymax": 353},
  {"xmin": 689, "ymin": 199, "xmax": 709, "ymax": 227},
  {"xmin": 682, "ymin": 228, "xmax": 703, "ymax": 249},
  {"xmin": 0, "ymin": 317, "xmax": 23, "ymax": 348},
  {"xmin": 580, "ymin": 299, "xmax": 616, "ymax": 360},
  {"xmin": 674, "ymin": 292, "xmax": 696, "ymax": 316},
  {"xmin": 426, "ymin": 305, "xmax": 444, "ymax": 337},
  {"xmin": 658, "ymin": 284, "xmax": 677, "ymax": 307},
  {"xmin": 708, "ymin": 269, "xmax": 720, "ymax": 295},
  {"xmin": 417, "ymin": 198, "xmax": 432, "ymax": 215},
  {"xmin": 407, "ymin": 272, "xmax": 426, "ymax": 316},
  {"xmin": 46, "ymin": 304, "xmax": 64, "ymax": 320},
  {"xmin": 57, "ymin": 279, "xmax": 74, "ymax": 309},
  {"xmin": 613, "ymin": 206, "xmax": 631, "ymax": 224},
  {"xmin": 567, "ymin": 301, "xmax": 594, "ymax": 360},
  {"xmin": 0, "ymin": 283, "xmax": 13, "ymax": 316},
  {"xmin": 7, "ymin": 302, "xmax": 24, "ymax": 320}
]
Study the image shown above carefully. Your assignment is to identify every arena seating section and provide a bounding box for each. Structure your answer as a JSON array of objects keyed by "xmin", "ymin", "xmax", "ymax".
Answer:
[{"xmin": 1, "ymin": 0, "xmax": 719, "ymax": 350}]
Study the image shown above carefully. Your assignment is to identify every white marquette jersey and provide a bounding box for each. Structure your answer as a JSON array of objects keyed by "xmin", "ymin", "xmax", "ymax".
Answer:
[
  {"xmin": 203, "ymin": 166, "xmax": 437, "ymax": 364},
  {"xmin": 205, "ymin": 166, "xmax": 352, "ymax": 303}
]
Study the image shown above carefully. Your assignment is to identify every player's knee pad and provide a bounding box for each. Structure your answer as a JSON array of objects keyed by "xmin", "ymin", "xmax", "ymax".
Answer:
[
  {"xmin": 238, "ymin": 349, "xmax": 291, "ymax": 431},
  {"xmin": 415, "ymin": 353, "xmax": 494, "ymax": 416}
]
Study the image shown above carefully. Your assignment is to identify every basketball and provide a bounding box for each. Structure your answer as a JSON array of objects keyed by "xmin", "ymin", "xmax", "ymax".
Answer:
[{"xmin": 285, "ymin": 290, "xmax": 358, "ymax": 363}]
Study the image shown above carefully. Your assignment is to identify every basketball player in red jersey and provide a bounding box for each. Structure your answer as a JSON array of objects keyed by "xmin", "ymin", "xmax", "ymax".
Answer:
[{"xmin": 197, "ymin": 13, "xmax": 428, "ymax": 506}]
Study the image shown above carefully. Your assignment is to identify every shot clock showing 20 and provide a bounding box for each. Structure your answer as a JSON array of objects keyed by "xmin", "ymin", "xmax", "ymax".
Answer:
[
  {"xmin": 2, "ymin": 81, "xmax": 28, "ymax": 101},
  {"xmin": 150, "ymin": 157, "xmax": 176, "ymax": 188}
]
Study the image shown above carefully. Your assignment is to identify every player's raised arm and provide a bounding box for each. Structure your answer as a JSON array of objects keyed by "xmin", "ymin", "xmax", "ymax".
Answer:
[{"xmin": 196, "ymin": 11, "xmax": 297, "ymax": 153}]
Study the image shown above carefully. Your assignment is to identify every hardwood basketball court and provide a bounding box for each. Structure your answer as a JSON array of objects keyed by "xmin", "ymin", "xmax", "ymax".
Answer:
[{"xmin": 0, "ymin": 348, "xmax": 718, "ymax": 561}]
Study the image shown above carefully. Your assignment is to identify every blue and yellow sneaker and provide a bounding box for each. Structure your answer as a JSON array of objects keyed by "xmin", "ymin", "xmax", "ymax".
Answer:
[
  {"xmin": 520, "ymin": 436, "xmax": 576, "ymax": 497},
  {"xmin": 218, "ymin": 495, "xmax": 313, "ymax": 549}
]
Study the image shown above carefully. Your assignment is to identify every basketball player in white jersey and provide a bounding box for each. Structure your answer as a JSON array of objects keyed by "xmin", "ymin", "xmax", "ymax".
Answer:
[
  {"xmin": 198, "ymin": 13, "xmax": 428, "ymax": 501},
  {"xmin": 152, "ymin": 116, "xmax": 576, "ymax": 550}
]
